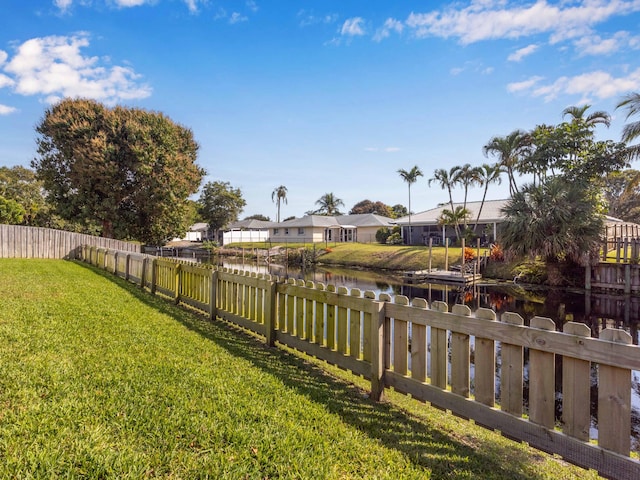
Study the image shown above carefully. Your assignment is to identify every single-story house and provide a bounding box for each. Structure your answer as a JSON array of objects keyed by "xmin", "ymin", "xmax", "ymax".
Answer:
[
  {"xmin": 268, "ymin": 213, "xmax": 395, "ymax": 244},
  {"xmin": 174, "ymin": 222, "xmax": 210, "ymax": 242},
  {"xmin": 394, "ymin": 199, "xmax": 508, "ymax": 246},
  {"xmin": 223, "ymin": 219, "xmax": 272, "ymax": 245}
]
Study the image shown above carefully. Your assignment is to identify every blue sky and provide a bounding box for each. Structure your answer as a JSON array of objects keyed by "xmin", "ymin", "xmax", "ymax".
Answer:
[{"xmin": 1, "ymin": 1, "xmax": 640, "ymax": 220}]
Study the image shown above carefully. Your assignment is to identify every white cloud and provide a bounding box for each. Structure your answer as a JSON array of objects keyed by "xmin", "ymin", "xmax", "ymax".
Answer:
[
  {"xmin": 246, "ymin": 0, "xmax": 258, "ymax": 13},
  {"xmin": 373, "ymin": 18, "xmax": 404, "ymax": 42},
  {"xmin": 114, "ymin": 0, "xmax": 150, "ymax": 6},
  {"xmin": 341, "ymin": 17, "xmax": 365, "ymax": 36},
  {"xmin": 54, "ymin": 0, "xmax": 73, "ymax": 10},
  {"xmin": 2, "ymin": 34, "xmax": 151, "ymax": 104},
  {"xmin": 230, "ymin": 12, "xmax": 248, "ymax": 24},
  {"xmin": 298, "ymin": 10, "xmax": 338, "ymax": 27},
  {"xmin": 507, "ymin": 76, "xmax": 544, "ymax": 93},
  {"xmin": 0, "ymin": 73, "xmax": 14, "ymax": 89},
  {"xmin": 509, "ymin": 69, "xmax": 640, "ymax": 101},
  {"xmin": 508, "ymin": 44, "xmax": 538, "ymax": 62},
  {"xmin": 404, "ymin": 0, "xmax": 640, "ymax": 45},
  {"xmin": 0, "ymin": 104, "xmax": 17, "ymax": 115},
  {"xmin": 0, "ymin": 50, "xmax": 7, "ymax": 66},
  {"xmin": 573, "ymin": 31, "xmax": 638, "ymax": 56}
]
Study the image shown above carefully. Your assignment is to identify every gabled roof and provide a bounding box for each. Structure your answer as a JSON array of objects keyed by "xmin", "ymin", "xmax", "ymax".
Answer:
[
  {"xmin": 277, "ymin": 215, "xmax": 341, "ymax": 228},
  {"xmin": 273, "ymin": 213, "xmax": 395, "ymax": 229},
  {"xmin": 394, "ymin": 199, "xmax": 510, "ymax": 225},
  {"xmin": 227, "ymin": 219, "xmax": 274, "ymax": 230}
]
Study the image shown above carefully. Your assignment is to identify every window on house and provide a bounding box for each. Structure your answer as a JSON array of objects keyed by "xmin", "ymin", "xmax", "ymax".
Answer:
[
  {"xmin": 298, "ymin": 228, "xmax": 304, "ymax": 235},
  {"xmin": 285, "ymin": 228, "xmax": 289, "ymax": 235},
  {"xmin": 273, "ymin": 228, "xmax": 279, "ymax": 235}
]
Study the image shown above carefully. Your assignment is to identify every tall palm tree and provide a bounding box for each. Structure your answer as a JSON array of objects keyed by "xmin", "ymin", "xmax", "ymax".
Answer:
[
  {"xmin": 473, "ymin": 163, "xmax": 503, "ymax": 233},
  {"xmin": 271, "ymin": 185, "xmax": 288, "ymax": 223},
  {"xmin": 314, "ymin": 192, "xmax": 344, "ymax": 216},
  {"xmin": 429, "ymin": 167, "xmax": 460, "ymax": 238},
  {"xmin": 397, "ymin": 165, "xmax": 423, "ymax": 243},
  {"xmin": 616, "ymin": 92, "xmax": 640, "ymax": 160},
  {"xmin": 453, "ymin": 163, "xmax": 481, "ymax": 230},
  {"xmin": 562, "ymin": 104, "xmax": 611, "ymax": 128},
  {"xmin": 483, "ymin": 130, "xmax": 530, "ymax": 196}
]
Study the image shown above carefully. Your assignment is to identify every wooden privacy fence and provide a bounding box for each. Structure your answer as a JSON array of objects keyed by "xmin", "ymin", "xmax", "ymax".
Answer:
[
  {"xmin": 0, "ymin": 224, "xmax": 140, "ymax": 259},
  {"xmin": 81, "ymin": 245, "xmax": 640, "ymax": 480}
]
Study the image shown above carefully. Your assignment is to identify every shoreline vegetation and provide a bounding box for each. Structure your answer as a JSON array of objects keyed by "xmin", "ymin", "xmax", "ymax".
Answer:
[
  {"xmin": 184, "ymin": 242, "xmax": 547, "ymax": 285},
  {"xmin": 0, "ymin": 259, "xmax": 597, "ymax": 478}
]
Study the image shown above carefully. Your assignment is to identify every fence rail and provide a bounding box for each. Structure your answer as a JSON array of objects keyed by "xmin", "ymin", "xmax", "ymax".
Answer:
[
  {"xmin": 0, "ymin": 224, "xmax": 140, "ymax": 259},
  {"xmin": 79, "ymin": 245, "xmax": 640, "ymax": 479}
]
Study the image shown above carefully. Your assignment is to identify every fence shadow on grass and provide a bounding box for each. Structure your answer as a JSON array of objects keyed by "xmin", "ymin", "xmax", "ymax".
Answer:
[{"xmin": 84, "ymin": 263, "xmax": 566, "ymax": 480}]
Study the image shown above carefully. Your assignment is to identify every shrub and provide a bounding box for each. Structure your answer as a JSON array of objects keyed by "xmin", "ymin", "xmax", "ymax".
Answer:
[
  {"xmin": 375, "ymin": 227, "xmax": 391, "ymax": 244},
  {"xmin": 386, "ymin": 233, "xmax": 403, "ymax": 245},
  {"xmin": 464, "ymin": 247, "xmax": 476, "ymax": 262},
  {"xmin": 489, "ymin": 243, "xmax": 504, "ymax": 261}
]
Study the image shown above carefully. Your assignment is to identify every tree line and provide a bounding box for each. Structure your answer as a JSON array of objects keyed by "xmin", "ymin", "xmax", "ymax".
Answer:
[{"xmin": 3, "ymin": 95, "xmax": 640, "ymax": 257}]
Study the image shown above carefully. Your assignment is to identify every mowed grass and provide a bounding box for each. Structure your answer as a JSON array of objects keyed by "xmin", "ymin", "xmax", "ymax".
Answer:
[{"xmin": 0, "ymin": 260, "xmax": 599, "ymax": 479}]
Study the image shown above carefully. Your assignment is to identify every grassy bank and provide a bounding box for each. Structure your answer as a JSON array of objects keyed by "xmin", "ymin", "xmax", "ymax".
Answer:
[
  {"xmin": 0, "ymin": 259, "xmax": 596, "ymax": 479},
  {"xmin": 227, "ymin": 242, "xmax": 480, "ymax": 272}
]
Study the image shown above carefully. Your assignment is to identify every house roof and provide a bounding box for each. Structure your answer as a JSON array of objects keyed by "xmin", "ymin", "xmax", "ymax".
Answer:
[
  {"xmin": 226, "ymin": 219, "xmax": 274, "ymax": 230},
  {"xmin": 394, "ymin": 199, "xmax": 510, "ymax": 226},
  {"xmin": 274, "ymin": 213, "xmax": 395, "ymax": 229},
  {"xmin": 189, "ymin": 222, "xmax": 210, "ymax": 232}
]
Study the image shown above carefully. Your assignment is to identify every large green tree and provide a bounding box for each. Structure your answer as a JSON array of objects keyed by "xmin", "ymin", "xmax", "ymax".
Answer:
[
  {"xmin": 198, "ymin": 181, "xmax": 246, "ymax": 236},
  {"xmin": 33, "ymin": 98, "xmax": 205, "ymax": 245},
  {"xmin": 349, "ymin": 199, "xmax": 394, "ymax": 217},
  {"xmin": 472, "ymin": 163, "xmax": 503, "ymax": 233},
  {"xmin": 0, "ymin": 166, "xmax": 47, "ymax": 225}
]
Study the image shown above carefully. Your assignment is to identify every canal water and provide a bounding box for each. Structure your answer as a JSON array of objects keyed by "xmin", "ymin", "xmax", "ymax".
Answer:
[{"xmin": 215, "ymin": 258, "xmax": 640, "ymax": 450}]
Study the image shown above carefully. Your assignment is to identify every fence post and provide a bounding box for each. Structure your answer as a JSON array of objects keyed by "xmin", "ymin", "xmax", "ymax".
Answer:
[
  {"xmin": 140, "ymin": 257, "xmax": 147, "ymax": 289},
  {"xmin": 150, "ymin": 259, "xmax": 157, "ymax": 295},
  {"xmin": 175, "ymin": 263, "xmax": 182, "ymax": 305},
  {"xmin": 264, "ymin": 280, "xmax": 277, "ymax": 347},
  {"xmin": 369, "ymin": 300, "xmax": 385, "ymax": 401},
  {"xmin": 125, "ymin": 254, "xmax": 130, "ymax": 281},
  {"xmin": 209, "ymin": 269, "xmax": 218, "ymax": 320}
]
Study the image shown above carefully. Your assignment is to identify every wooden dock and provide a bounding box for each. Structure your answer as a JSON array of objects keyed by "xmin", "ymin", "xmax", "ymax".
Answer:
[{"xmin": 402, "ymin": 269, "xmax": 482, "ymax": 284}]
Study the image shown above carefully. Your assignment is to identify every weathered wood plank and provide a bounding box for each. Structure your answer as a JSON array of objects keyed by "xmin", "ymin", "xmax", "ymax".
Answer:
[
  {"xmin": 411, "ymin": 298, "xmax": 428, "ymax": 383},
  {"xmin": 529, "ymin": 316, "xmax": 556, "ymax": 429},
  {"xmin": 562, "ymin": 322, "xmax": 591, "ymax": 442},
  {"xmin": 599, "ymin": 328, "xmax": 632, "ymax": 455},
  {"xmin": 474, "ymin": 308, "xmax": 496, "ymax": 407},
  {"xmin": 501, "ymin": 312, "xmax": 524, "ymax": 416},
  {"xmin": 431, "ymin": 301, "xmax": 448, "ymax": 389}
]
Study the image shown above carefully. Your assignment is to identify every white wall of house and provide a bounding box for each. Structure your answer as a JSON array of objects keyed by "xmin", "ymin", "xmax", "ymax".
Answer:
[
  {"xmin": 269, "ymin": 227, "xmax": 325, "ymax": 243},
  {"xmin": 223, "ymin": 230, "xmax": 269, "ymax": 245}
]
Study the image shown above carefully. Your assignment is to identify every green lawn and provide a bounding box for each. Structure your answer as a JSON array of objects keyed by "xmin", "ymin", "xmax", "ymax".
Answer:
[{"xmin": 0, "ymin": 259, "xmax": 598, "ymax": 479}]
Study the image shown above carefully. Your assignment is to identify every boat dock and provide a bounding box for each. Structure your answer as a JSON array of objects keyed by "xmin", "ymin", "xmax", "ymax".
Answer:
[{"xmin": 402, "ymin": 269, "xmax": 482, "ymax": 285}]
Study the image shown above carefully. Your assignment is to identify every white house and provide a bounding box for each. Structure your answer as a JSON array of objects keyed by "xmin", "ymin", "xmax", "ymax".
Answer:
[
  {"xmin": 223, "ymin": 219, "xmax": 272, "ymax": 245},
  {"xmin": 268, "ymin": 213, "xmax": 395, "ymax": 244}
]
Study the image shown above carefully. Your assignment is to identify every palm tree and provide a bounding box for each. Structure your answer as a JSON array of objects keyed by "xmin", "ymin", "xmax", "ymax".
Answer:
[
  {"xmin": 616, "ymin": 92, "xmax": 640, "ymax": 160},
  {"xmin": 500, "ymin": 177, "xmax": 604, "ymax": 285},
  {"xmin": 453, "ymin": 163, "xmax": 481, "ymax": 230},
  {"xmin": 429, "ymin": 167, "xmax": 460, "ymax": 238},
  {"xmin": 473, "ymin": 163, "xmax": 503, "ymax": 233},
  {"xmin": 397, "ymin": 165, "xmax": 423, "ymax": 243},
  {"xmin": 314, "ymin": 192, "xmax": 344, "ymax": 216},
  {"xmin": 562, "ymin": 104, "xmax": 611, "ymax": 128},
  {"xmin": 437, "ymin": 206, "xmax": 470, "ymax": 242},
  {"xmin": 271, "ymin": 185, "xmax": 288, "ymax": 223},
  {"xmin": 483, "ymin": 130, "xmax": 530, "ymax": 196}
]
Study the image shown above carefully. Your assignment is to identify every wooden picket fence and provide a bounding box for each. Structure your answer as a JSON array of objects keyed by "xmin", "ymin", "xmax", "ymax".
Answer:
[
  {"xmin": 0, "ymin": 224, "xmax": 140, "ymax": 259},
  {"xmin": 82, "ymin": 245, "xmax": 640, "ymax": 480}
]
